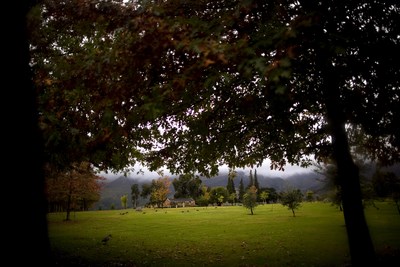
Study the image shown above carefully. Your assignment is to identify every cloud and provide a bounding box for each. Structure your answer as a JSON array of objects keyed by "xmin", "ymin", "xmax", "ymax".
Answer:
[
  {"xmin": 99, "ymin": 159, "xmax": 314, "ymax": 181},
  {"xmin": 222, "ymin": 159, "xmax": 313, "ymax": 178}
]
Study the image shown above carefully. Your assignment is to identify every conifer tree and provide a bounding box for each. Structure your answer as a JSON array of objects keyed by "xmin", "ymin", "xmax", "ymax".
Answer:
[
  {"xmin": 238, "ymin": 178, "xmax": 245, "ymax": 203},
  {"xmin": 254, "ymin": 169, "xmax": 260, "ymax": 191},
  {"xmin": 226, "ymin": 168, "xmax": 236, "ymax": 196},
  {"xmin": 247, "ymin": 169, "xmax": 254, "ymax": 189}
]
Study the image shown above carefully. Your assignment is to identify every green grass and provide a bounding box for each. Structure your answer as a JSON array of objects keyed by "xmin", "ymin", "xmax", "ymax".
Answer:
[{"xmin": 48, "ymin": 202, "xmax": 400, "ymax": 266}]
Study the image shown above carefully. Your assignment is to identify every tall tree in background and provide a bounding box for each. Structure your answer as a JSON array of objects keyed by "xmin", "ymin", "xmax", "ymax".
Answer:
[
  {"xmin": 28, "ymin": 1, "xmax": 400, "ymax": 265},
  {"xmin": 247, "ymin": 170, "xmax": 254, "ymax": 189},
  {"xmin": 196, "ymin": 185, "xmax": 211, "ymax": 206},
  {"xmin": 238, "ymin": 178, "xmax": 245, "ymax": 203},
  {"xmin": 172, "ymin": 173, "xmax": 202, "ymax": 199},
  {"xmin": 131, "ymin": 184, "xmax": 140, "ymax": 209},
  {"xmin": 226, "ymin": 168, "xmax": 237, "ymax": 196},
  {"xmin": 209, "ymin": 186, "xmax": 229, "ymax": 206},
  {"xmin": 254, "ymin": 169, "xmax": 260, "ymax": 191},
  {"xmin": 140, "ymin": 183, "xmax": 152, "ymax": 201}
]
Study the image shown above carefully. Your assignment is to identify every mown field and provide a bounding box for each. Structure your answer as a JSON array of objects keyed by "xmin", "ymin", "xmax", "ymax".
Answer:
[{"xmin": 48, "ymin": 201, "xmax": 400, "ymax": 267}]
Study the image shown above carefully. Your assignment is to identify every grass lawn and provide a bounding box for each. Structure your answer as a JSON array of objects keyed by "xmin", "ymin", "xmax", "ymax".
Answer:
[{"xmin": 47, "ymin": 201, "xmax": 400, "ymax": 266}]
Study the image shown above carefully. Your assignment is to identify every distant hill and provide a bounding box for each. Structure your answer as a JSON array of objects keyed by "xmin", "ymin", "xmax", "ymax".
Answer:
[
  {"xmin": 93, "ymin": 176, "xmax": 151, "ymax": 210},
  {"xmin": 92, "ymin": 169, "xmax": 325, "ymax": 210}
]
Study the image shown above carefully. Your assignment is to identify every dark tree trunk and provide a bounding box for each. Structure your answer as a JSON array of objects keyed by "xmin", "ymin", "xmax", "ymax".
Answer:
[
  {"xmin": 66, "ymin": 194, "xmax": 72, "ymax": 221},
  {"xmin": 6, "ymin": 1, "xmax": 51, "ymax": 265},
  {"xmin": 324, "ymin": 72, "xmax": 376, "ymax": 266}
]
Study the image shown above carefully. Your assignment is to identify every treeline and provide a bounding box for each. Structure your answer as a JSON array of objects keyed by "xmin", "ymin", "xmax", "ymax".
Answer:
[{"xmin": 45, "ymin": 163, "xmax": 399, "ymax": 216}]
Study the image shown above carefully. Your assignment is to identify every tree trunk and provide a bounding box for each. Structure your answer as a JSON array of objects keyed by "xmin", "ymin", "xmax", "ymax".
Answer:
[
  {"xmin": 324, "ymin": 73, "xmax": 376, "ymax": 266},
  {"xmin": 66, "ymin": 193, "xmax": 72, "ymax": 221},
  {"xmin": 6, "ymin": 1, "xmax": 51, "ymax": 265}
]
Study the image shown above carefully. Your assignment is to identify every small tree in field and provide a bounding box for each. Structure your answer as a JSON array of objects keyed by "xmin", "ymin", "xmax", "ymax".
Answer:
[
  {"xmin": 243, "ymin": 186, "xmax": 258, "ymax": 215},
  {"xmin": 280, "ymin": 189, "xmax": 303, "ymax": 217},
  {"xmin": 259, "ymin": 191, "xmax": 269, "ymax": 205},
  {"xmin": 120, "ymin": 195, "xmax": 127, "ymax": 209}
]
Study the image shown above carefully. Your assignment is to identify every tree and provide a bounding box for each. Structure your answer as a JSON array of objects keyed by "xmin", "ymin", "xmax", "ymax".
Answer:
[
  {"xmin": 131, "ymin": 184, "xmax": 140, "ymax": 209},
  {"xmin": 141, "ymin": 183, "xmax": 152, "ymax": 200},
  {"xmin": 372, "ymin": 169, "xmax": 400, "ymax": 198},
  {"xmin": 45, "ymin": 162, "xmax": 104, "ymax": 220},
  {"xmin": 254, "ymin": 169, "xmax": 260, "ymax": 191},
  {"xmin": 280, "ymin": 189, "xmax": 303, "ymax": 217},
  {"xmin": 8, "ymin": 1, "xmax": 51, "ymax": 265},
  {"xmin": 259, "ymin": 191, "xmax": 269, "ymax": 205},
  {"xmin": 306, "ymin": 191, "xmax": 314, "ymax": 202},
  {"xmin": 28, "ymin": 0, "xmax": 150, "ymax": 174},
  {"xmin": 372, "ymin": 169, "xmax": 400, "ymax": 214},
  {"xmin": 261, "ymin": 187, "xmax": 278, "ymax": 203},
  {"xmin": 228, "ymin": 193, "xmax": 237, "ymax": 205},
  {"xmin": 150, "ymin": 176, "xmax": 171, "ymax": 208},
  {"xmin": 247, "ymin": 170, "xmax": 254, "ymax": 189},
  {"xmin": 196, "ymin": 186, "xmax": 211, "ymax": 206},
  {"xmin": 120, "ymin": 195, "xmax": 128, "ymax": 209},
  {"xmin": 172, "ymin": 172, "xmax": 202, "ymax": 199},
  {"xmin": 243, "ymin": 186, "xmax": 258, "ymax": 215},
  {"xmin": 209, "ymin": 186, "xmax": 228, "ymax": 206},
  {"xmin": 226, "ymin": 168, "xmax": 237, "ymax": 196},
  {"xmin": 29, "ymin": 1, "xmax": 400, "ymax": 265},
  {"xmin": 238, "ymin": 178, "xmax": 245, "ymax": 203}
]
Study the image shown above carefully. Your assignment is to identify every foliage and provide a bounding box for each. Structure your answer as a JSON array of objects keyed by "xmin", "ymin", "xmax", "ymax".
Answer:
[
  {"xmin": 196, "ymin": 185, "xmax": 211, "ymax": 206},
  {"xmin": 238, "ymin": 178, "xmax": 245, "ymax": 203},
  {"xmin": 120, "ymin": 194, "xmax": 127, "ymax": 209},
  {"xmin": 315, "ymin": 159, "xmax": 387, "ymax": 208},
  {"xmin": 149, "ymin": 176, "xmax": 172, "ymax": 208},
  {"xmin": 45, "ymin": 161, "xmax": 105, "ymax": 219},
  {"xmin": 372, "ymin": 169, "xmax": 400, "ymax": 214},
  {"xmin": 246, "ymin": 170, "xmax": 254, "ymax": 190},
  {"xmin": 280, "ymin": 189, "xmax": 303, "ymax": 217},
  {"xmin": 243, "ymin": 185, "xmax": 258, "ymax": 215},
  {"xmin": 209, "ymin": 186, "xmax": 228, "ymax": 206},
  {"xmin": 140, "ymin": 183, "xmax": 152, "ymax": 199},
  {"xmin": 306, "ymin": 191, "xmax": 314, "ymax": 202},
  {"xmin": 172, "ymin": 172, "xmax": 202, "ymax": 199},
  {"xmin": 372, "ymin": 169, "xmax": 400, "ymax": 198},
  {"xmin": 130, "ymin": 183, "xmax": 140, "ymax": 208},
  {"xmin": 260, "ymin": 187, "xmax": 279, "ymax": 203},
  {"xmin": 254, "ymin": 169, "xmax": 260, "ymax": 191},
  {"xmin": 259, "ymin": 191, "xmax": 269, "ymax": 205},
  {"xmin": 226, "ymin": 168, "xmax": 236, "ymax": 197},
  {"xmin": 29, "ymin": 0, "xmax": 399, "ymax": 191}
]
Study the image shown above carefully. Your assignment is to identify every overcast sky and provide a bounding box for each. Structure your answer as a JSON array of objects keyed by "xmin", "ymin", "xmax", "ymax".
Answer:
[{"xmin": 99, "ymin": 159, "xmax": 315, "ymax": 181}]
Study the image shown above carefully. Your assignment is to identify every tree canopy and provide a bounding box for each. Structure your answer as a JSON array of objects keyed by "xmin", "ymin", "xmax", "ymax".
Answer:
[{"xmin": 29, "ymin": 0, "xmax": 399, "ymax": 174}]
